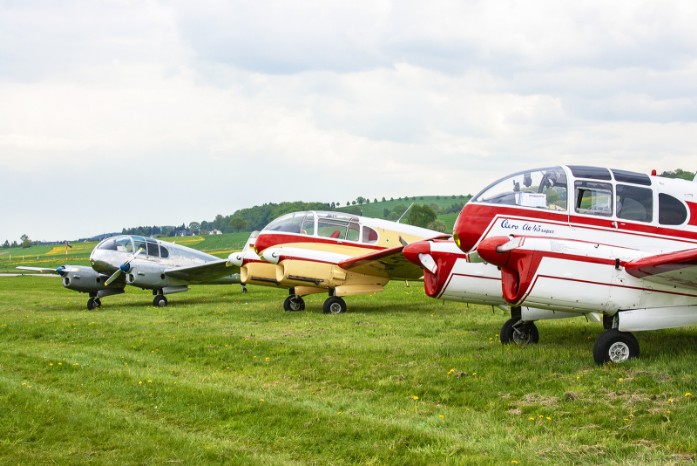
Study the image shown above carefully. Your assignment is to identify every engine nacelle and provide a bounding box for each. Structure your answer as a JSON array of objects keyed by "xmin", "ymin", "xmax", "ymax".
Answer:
[
  {"xmin": 60, "ymin": 266, "xmax": 111, "ymax": 293},
  {"xmin": 125, "ymin": 262, "xmax": 184, "ymax": 289}
]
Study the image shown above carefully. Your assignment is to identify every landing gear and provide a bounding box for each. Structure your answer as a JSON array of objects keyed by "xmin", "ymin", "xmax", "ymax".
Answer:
[
  {"xmin": 283, "ymin": 295, "xmax": 305, "ymax": 311},
  {"xmin": 87, "ymin": 297, "xmax": 101, "ymax": 311},
  {"xmin": 500, "ymin": 317, "xmax": 539, "ymax": 345},
  {"xmin": 323, "ymin": 296, "xmax": 347, "ymax": 314},
  {"xmin": 153, "ymin": 294, "xmax": 168, "ymax": 307},
  {"xmin": 593, "ymin": 329, "xmax": 639, "ymax": 364}
]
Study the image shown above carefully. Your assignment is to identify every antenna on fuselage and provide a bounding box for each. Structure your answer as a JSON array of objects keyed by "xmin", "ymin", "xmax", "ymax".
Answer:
[{"xmin": 397, "ymin": 202, "xmax": 415, "ymax": 223}]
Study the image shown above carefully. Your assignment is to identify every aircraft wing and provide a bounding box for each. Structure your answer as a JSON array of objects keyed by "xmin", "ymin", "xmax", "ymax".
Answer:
[
  {"xmin": 164, "ymin": 260, "xmax": 240, "ymax": 284},
  {"xmin": 625, "ymin": 248, "xmax": 697, "ymax": 289},
  {"xmin": 338, "ymin": 245, "xmax": 425, "ymax": 281}
]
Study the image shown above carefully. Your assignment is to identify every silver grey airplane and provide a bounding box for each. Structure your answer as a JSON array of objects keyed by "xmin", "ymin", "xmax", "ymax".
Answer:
[{"xmin": 18, "ymin": 235, "xmax": 243, "ymax": 310}]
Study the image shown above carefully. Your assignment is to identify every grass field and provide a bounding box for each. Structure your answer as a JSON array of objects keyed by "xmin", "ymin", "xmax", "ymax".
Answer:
[{"xmin": 1, "ymin": 276, "xmax": 697, "ymax": 464}]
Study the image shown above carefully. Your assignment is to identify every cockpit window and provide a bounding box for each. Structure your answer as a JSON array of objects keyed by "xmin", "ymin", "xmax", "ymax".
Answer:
[
  {"xmin": 575, "ymin": 181, "xmax": 613, "ymax": 216},
  {"xmin": 473, "ymin": 167, "xmax": 568, "ymax": 211},
  {"xmin": 616, "ymin": 184, "xmax": 653, "ymax": 222},
  {"xmin": 265, "ymin": 212, "xmax": 306, "ymax": 233},
  {"xmin": 110, "ymin": 237, "xmax": 134, "ymax": 253}
]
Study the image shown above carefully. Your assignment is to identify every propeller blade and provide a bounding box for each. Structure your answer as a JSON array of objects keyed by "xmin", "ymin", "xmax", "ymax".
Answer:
[
  {"xmin": 104, "ymin": 269, "xmax": 123, "ymax": 287},
  {"xmin": 105, "ymin": 248, "xmax": 143, "ymax": 287},
  {"xmin": 418, "ymin": 253, "xmax": 438, "ymax": 274}
]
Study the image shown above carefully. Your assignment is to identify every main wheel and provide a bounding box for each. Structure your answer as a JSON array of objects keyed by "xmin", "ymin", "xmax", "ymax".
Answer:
[
  {"xmin": 323, "ymin": 296, "xmax": 347, "ymax": 314},
  {"xmin": 153, "ymin": 295, "xmax": 168, "ymax": 307},
  {"xmin": 283, "ymin": 295, "xmax": 305, "ymax": 311},
  {"xmin": 500, "ymin": 318, "xmax": 539, "ymax": 345},
  {"xmin": 593, "ymin": 329, "xmax": 639, "ymax": 365}
]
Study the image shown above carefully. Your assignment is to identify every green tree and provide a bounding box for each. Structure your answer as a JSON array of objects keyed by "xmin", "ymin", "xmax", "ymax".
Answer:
[
  {"xmin": 406, "ymin": 205, "xmax": 437, "ymax": 228},
  {"xmin": 659, "ymin": 169, "xmax": 695, "ymax": 181},
  {"xmin": 20, "ymin": 234, "xmax": 32, "ymax": 249}
]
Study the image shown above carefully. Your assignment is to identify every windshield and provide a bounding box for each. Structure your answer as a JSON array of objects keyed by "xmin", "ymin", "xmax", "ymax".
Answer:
[
  {"xmin": 263, "ymin": 211, "xmax": 378, "ymax": 243},
  {"xmin": 96, "ymin": 236, "xmax": 134, "ymax": 253},
  {"xmin": 473, "ymin": 167, "xmax": 568, "ymax": 211}
]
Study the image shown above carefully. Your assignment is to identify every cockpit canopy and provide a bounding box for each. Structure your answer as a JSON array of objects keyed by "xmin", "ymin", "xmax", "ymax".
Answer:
[
  {"xmin": 263, "ymin": 211, "xmax": 379, "ymax": 244},
  {"xmin": 471, "ymin": 165, "xmax": 688, "ymax": 226},
  {"xmin": 96, "ymin": 235, "xmax": 169, "ymax": 258}
]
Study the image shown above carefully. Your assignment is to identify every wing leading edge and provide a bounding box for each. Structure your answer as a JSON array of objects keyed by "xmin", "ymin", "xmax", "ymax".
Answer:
[
  {"xmin": 625, "ymin": 248, "xmax": 697, "ymax": 289},
  {"xmin": 338, "ymin": 245, "xmax": 425, "ymax": 281},
  {"xmin": 165, "ymin": 260, "xmax": 241, "ymax": 284}
]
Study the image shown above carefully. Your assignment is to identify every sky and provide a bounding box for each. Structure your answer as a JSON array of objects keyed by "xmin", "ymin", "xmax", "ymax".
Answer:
[{"xmin": 2, "ymin": 0, "xmax": 697, "ymax": 243}]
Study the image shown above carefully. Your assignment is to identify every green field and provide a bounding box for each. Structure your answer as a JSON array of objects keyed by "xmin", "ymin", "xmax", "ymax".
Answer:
[{"xmin": 1, "ymin": 276, "xmax": 696, "ymax": 464}]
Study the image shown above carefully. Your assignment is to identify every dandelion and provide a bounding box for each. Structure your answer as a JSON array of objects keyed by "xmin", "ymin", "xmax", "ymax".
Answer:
[
  {"xmin": 411, "ymin": 395, "xmax": 420, "ymax": 401},
  {"xmin": 265, "ymin": 357, "xmax": 270, "ymax": 362},
  {"xmin": 528, "ymin": 417, "xmax": 535, "ymax": 421},
  {"xmin": 618, "ymin": 378, "xmax": 624, "ymax": 382},
  {"xmin": 512, "ymin": 461, "xmax": 519, "ymax": 465},
  {"xmin": 138, "ymin": 380, "xmax": 143, "ymax": 385},
  {"xmin": 448, "ymin": 369, "xmax": 455, "ymax": 375},
  {"xmin": 49, "ymin": 362, "xmax": 54, "ymax": 367},
  {"xmin": 669, "ymin": 398, "xmax": 674, "ymax": 403},
  {"xmin": 438, "ymin": 414, "xmax": 445, "ymax": 420},
  {"xmin": 546, "ymin": 416, "xmax": 552, "ymax": 421},
  {"xmin": 685, "ymin": 392, "xmax": 693, "ymax": 398}
]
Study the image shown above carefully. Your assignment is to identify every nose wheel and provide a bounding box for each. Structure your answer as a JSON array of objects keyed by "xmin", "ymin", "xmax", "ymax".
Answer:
[
  {"xmin": 500, "ymin": 317, "xmax": 539, "ymax": 345},
  {"xmin": 87, "ymin": 297, "xmax": 102, "ymax": 311},
  {"xmin": 283, "ymin": 295, "xmax": 305, "ymax": 311},
  {"xmin": 153, "ymin": 294, "xmax": 168, "ymax": 307}
]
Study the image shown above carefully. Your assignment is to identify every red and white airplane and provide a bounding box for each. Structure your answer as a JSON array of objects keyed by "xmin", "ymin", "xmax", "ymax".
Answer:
[
  {"xmin": 407, "ymin": 165, "xmax": 697, "ymax": 364},
  {"xmin": 227, "ymin": 211, "xmax": 443, "ymax": 313}
]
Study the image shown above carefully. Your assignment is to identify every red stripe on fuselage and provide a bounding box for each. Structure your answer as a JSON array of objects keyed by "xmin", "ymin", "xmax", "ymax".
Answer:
[{"xmin": 254, "ymin": 232, "xmax": 384, "ymax": 254}]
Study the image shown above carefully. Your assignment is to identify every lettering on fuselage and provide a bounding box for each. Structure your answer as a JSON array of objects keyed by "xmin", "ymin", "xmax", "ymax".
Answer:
[{"xmin": 500, "ymin": 218, "xmax": 556, "ymax": 235}]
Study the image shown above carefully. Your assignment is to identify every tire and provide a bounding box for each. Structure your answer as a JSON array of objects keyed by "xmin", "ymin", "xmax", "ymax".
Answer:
[
  {"xmin": 500, "ymin": 318, "xmax": 539, "ymax": 345},
  {"xmin": 323, "ymin": 296, "xmax": 347, "ymax": 314},
  {"xmin": 87, "ymin": 298, "xmax": 97, "ymax": 311},
  {"xmin": 593, "ymin": 329, "xmax": 639, "ymax": 365},
  {"xmin": 283, "ymin": 295, "xmax": 305, "ymax": 312},
  {"xmin": 153, "ymin": 295, "xmax": 168, "ymax": 307}
]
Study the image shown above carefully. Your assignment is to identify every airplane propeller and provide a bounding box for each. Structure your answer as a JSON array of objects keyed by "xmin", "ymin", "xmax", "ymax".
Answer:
[{"xmin": 105, "ymin": 248, "xmax": 143, "ymax": 287}]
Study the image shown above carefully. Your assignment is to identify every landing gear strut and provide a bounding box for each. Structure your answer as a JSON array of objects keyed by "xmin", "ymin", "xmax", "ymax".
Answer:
[{"xmin": 499, "ymin": 306, "xmax": 539, "ymax": 345}]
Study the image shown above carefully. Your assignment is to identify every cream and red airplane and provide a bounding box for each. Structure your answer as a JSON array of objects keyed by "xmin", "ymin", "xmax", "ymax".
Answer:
[
  {"xmin": 406, "ymin": 165, "xmax": 697, "ymax": 364},
  {"xmin": 226, "ymin": 210, "xmax": 443, "ymax": 313}
]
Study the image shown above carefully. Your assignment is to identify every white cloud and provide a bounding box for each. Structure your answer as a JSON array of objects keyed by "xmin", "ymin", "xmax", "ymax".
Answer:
[{"xmin": 2, "ymin": 0, "xmax": 697, "ymax": 242}]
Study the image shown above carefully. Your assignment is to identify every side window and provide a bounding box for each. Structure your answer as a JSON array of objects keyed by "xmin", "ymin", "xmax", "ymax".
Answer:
[
  {"xmin": 346, "ymin": 222, "xmax": 360, "ymax": 242},
  {"xmin": 146, "ymin": 241, "xmax": 159, "ymax": 257},
  {"xmin": 575, "ymin": 181, "xmax": 613, "ymax": 216},
  {"xmin": 616, "ymin": 185, "xmax": 653, "ymax": 222},
  {"xmin": 318, "ymin": 219, "xmax": 348, "ymax": 239},
  {"xmin": 362, "ymin": 226, "xmax": 378, "ymax": 243},
  {"xmin": 659, "ymin": 193, "xmax": 687, "ymax": 225},
  {"xmin": 160, "ymin": 246, "xmax": 169, "ymax": 258}
]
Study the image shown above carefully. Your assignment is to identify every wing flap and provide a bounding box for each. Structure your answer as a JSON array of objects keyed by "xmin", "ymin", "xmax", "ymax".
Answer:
[
  {"xmin": 165, "ymin": 260, "xmax": 240, "ymax": 284},
  {"xmin": 625, "ymin": 248, "xmax": 697, "ymax": 289},
  {"xmin": 339, "ymin": 245, "xmax": 424, "ymax": 281}
]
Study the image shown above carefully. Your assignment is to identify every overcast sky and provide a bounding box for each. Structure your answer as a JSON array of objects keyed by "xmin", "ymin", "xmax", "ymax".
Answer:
[{"xmin": 2, "ymin": 0, "xmax": 697, "ymax": 242}]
